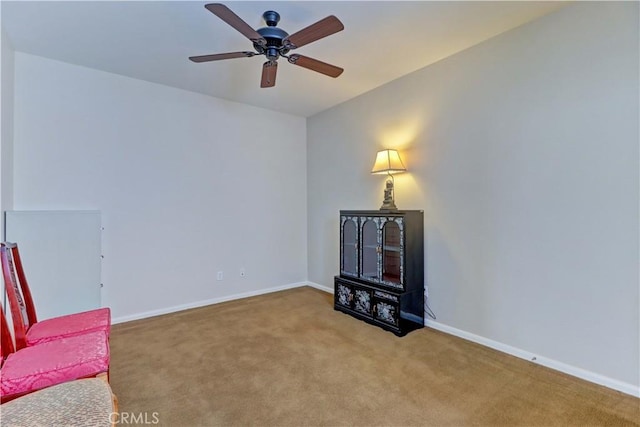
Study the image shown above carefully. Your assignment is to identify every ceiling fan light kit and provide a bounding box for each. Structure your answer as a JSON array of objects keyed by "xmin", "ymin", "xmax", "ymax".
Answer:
[{"xmin": 189, "ymin": 3, "xmax": 344, "ymax": 88}]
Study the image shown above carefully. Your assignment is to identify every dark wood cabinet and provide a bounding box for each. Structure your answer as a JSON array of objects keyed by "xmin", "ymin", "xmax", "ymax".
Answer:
[{"xmin": 335, "ymin": 210, "xmax": 424, "ymax": 336}]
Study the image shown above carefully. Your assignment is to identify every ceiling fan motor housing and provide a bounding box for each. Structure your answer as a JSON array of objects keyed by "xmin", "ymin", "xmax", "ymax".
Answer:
[{"xmin": 254, "ymin": 11, "xmax": 289, "ymax": 60}]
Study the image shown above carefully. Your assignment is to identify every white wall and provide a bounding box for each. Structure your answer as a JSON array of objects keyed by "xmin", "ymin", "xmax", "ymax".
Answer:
[
  {"xmin": 13, "ymin": 53, "xmax": 307, "ymax": 319},
  {"xmin": 308, "ymin": 2, "xmax": 639, "ymax": 390},
  {"xmin": 1, "ymin": 22, "xmax": 15, "ymax": 315},
  {"xmin": 1, "ymin": 25, "xmax": 15, "ymax": 238}
]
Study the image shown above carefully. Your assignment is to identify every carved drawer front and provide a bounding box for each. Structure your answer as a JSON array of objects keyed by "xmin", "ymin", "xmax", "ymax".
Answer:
[
  {"xmin": 353, "ymin": 287, "xmax": 373, "ymax": 316},
  {"xmin": 373, "ymin": 291, "xmax": 400, "ymax": 326},
  {"xmin": 336, "ymin": 282, "xmax": 353, "ymax": 308}
]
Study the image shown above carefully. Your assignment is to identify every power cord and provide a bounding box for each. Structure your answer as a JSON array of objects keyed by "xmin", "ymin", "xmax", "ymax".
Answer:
[{"xmin": 424, "ymin": 300, "xmax": 436, "ymax": 320}]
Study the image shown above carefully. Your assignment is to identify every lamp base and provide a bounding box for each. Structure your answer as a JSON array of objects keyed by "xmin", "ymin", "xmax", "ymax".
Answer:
[
  {"xmin": 380, "ymin": 200, "xmax": 398, "ymax": 210},
  {"xmin": 380, "ymin": 178, "xmax": 398, "ymax": 211}
]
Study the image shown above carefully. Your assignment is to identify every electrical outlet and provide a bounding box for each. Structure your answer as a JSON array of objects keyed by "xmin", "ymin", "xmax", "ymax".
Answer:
[
  {"xmin": 217, "ymin": 271, "xmax": 223, "ymax": 281},
  {"xmin": 240, "ymin": 268, "xmax": 246, "ymax": 277}
]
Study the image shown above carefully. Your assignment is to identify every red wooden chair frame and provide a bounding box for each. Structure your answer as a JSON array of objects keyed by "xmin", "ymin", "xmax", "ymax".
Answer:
[
  {"xmin": 1, "ymin": 242, "xmax": 110, "ymax": 350},
  {"xmin": 1, "ymin": 243, "xmax": 31, "ymax": 349},
  {"xmin": 0, "ymin": 304, "xmax": 16, "ymax": 361}
]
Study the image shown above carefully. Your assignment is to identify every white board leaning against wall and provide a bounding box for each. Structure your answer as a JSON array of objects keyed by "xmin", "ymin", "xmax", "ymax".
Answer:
[{"xmin": 4, "ymin": 210, "xmax": 102, "ymax": 320}]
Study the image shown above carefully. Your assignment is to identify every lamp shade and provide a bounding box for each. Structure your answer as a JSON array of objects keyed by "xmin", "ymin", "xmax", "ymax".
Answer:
[{"xmin": 371, "ymin": 149, "xmax": 407, "ymax": 174}]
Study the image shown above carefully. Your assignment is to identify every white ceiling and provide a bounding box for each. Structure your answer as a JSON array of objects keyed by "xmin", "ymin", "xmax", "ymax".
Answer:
[{"xmin": 2, "ymin": 1, "xmax": 566, "ymax": 117}]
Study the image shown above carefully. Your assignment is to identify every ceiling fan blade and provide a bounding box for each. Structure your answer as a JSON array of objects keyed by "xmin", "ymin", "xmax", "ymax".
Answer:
[
  {"xmin": 189, "ymin": 51, "xmax": 255, "ymax": 63},
  {"xmin": 288, "ymin": 54, "xmax": 343, "ymax": 78},
  {"xmin": 205, "ymin": 3, "xmax": 266, "ymax": 45},
  {"xmin": 283, "ymin": 15, "xmax": 344, "ymax": 49},
  {"xmin": 261, "ymin": 61, "xmax": 278, "ymax": 88}
]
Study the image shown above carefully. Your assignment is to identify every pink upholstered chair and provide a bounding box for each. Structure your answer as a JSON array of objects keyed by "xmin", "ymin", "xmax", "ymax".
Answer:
[
  {"xmin": 1, "ymin": 242, "xmax": 111, "ymax": 350},
  {"xmin": 0, "ymin": 305, "xmax": 110, "ymax": 403}
]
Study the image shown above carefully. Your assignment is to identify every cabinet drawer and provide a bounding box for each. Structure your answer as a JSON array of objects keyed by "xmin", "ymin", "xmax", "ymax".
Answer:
[
  {"xmin": 373, "ymin": 299, "xmax": 399, "ymax": 327},
  {"xmin": 352, "ymin": 286, "xmax": 373, "ymax": 316},
  {"xmin": 335, "ymin": 279, "xmax": 373, "ymax": 317},
  {"xmin": 335, "ymin": 281, "xmax": 353, "ymax": 309}
]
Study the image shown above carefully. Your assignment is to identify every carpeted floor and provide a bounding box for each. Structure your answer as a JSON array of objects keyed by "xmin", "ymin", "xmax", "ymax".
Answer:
[{"xmin": 109, "ymin": 287, "xmax": 639, "ymax": 426}]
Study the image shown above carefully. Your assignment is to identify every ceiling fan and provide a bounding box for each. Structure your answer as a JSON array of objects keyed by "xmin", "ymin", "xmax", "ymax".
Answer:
[{"xmin": 189, "ymin": 3, "xmax": 345, "ymax": 88}]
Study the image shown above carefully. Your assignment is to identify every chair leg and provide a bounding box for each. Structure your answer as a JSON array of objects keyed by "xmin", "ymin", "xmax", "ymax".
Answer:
[
  {"xmin": 110, "ymin": 392, "xmax": 119, "ymax": 427},
  {"xmin": 96, "ymin": 372, "xmax": 118, "ymax": 426}
]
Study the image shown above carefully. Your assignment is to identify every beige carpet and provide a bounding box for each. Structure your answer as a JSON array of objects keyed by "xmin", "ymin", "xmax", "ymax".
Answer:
[{"xmin": 109, "ymin": 287, "xmax": 639, "ymax": 426}]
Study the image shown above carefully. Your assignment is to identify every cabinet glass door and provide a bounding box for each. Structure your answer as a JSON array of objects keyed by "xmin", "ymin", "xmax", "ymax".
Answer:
[
  {"xmin": 382, "ymin": 220, "xmax": 402, "ymax": 287},
  {"xmin": 361, "ymin": 219, "xmax": 379, "ymax": 281},
  {"xmin": 341, "ymin": 217, "xmax": 358, "ymax": 277}
]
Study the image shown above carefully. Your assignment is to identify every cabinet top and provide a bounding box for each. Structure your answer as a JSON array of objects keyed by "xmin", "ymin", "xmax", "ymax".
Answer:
[{"xmin": 340, "ymin": 210, "xmax": 423, "ymax": 216}]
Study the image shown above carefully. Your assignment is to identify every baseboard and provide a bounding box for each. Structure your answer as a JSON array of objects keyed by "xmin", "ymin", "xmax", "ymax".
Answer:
[
  {"xmin": 306, "ymin": 281, "xmax": 334, "ymax": 294},
  {"xmin": 426, "ymin": 320, "xmax": 640, "ymax": 398},
  {"xmin": 111, "ymin": 281, "xmax": 309, "ymax": 324}
]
